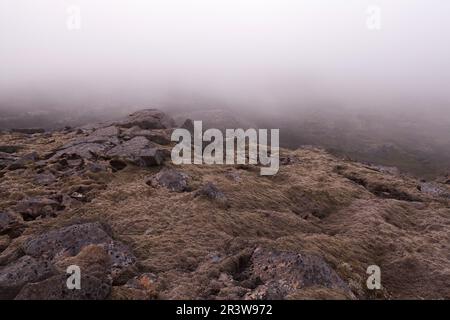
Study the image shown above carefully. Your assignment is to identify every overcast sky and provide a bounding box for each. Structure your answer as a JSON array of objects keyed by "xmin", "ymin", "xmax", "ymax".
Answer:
[{"xmin": 1, "ymin": 0, "xmax": 449, "ymax": 114}]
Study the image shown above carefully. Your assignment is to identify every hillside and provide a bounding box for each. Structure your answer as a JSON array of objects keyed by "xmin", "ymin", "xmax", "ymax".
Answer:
[{"xmin": 0, "ymin": 110, "xmax": 449, "ymax": 300}]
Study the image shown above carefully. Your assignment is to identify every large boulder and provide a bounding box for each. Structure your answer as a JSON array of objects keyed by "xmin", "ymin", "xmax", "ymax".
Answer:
[
  {"xmin": 0, "ymin": 255, "xmax": 55, "ymax": 299},
  {"xmin": 15, "ymin": 244, "xmax": 113, "ymax": 300},
  {"xmin": 244, "ymin": 248, "xmax": 353, "ymax": 299},
  {"xmin": 22, "ymin": 222, "xmax": 112, "ymax": 259},
  {"xmin": 21, "ymin": 222, "xmax": 137, "ymax": 283},
  {"xmin": 116, "ymin": 109, "xmax": 175, "ymax": 130}
]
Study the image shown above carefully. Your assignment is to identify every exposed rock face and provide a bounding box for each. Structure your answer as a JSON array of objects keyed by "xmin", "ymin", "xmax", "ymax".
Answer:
[{"xmin": 146, "ymin": 168, "xmax": 190, "ymax": 192}]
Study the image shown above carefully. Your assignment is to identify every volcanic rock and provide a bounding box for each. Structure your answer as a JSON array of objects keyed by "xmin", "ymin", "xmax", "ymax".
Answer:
[{"xmin": 146, "ymin": 168, "xmax": 190, "ymax": 192}]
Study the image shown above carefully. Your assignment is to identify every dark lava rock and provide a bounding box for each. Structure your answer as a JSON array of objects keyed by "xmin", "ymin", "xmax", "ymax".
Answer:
[
  {"xmin": 100, "ymin": 241, "xmax": 137, "ymax": 284},
  {"xmin": 107, "ymin": 137, "xmax": 166, "ymax": 167},
  {"xmin": 15, "ymin": 197, "xmax": 62, "ymax": 221},
  {"xmin": 123, "ymin": 128, "xmax": 171, "ymax": 145},
  {"xmin": 0, "ymin": 152, "xmax": 18, "ymax": 170},
  {"xmin": 116, "ymin": 109, "xmax": 176, "ymax": 130},
  {"xmin": 22, "ymin": 222, "xmax": 112, "ymax": 260},
  {"xmin": 15, "ymin": 273, "xmax": 111, "ymax": 300},
  {"xmin": 146, "ymin": 168, "xmax": 190, "ymax": 192},
  {"xmin": 22, "ymin": 151, "xmax": 40, "ymax": 162},
  {"xmin": 0, "ymin": 212, "xmax": 25, "ymax": 238},
  {"xmin": 0, "ymin": 255, "xmax": 55, "ymax": 299},
  {"xmin": 195, "ymin": 182, "xmax": 229, "ymax": 207},
  {"xmin": 87, "ymin": 162, "xmax": 107, "ymax": 173},
  {"xmin": 7, "ymin": 159, "xmax": 27, "ymax": 170},
  {"xmin": 419, "ymin": 182, "xmax": 450, "ymax": 198},
  {"xmin": 34, "ymin": 173, "xmax": 57, "ymax": 186},
  {"xmin": 52, "ymin": 143, "xmax": 109, "ymax": 160},
  {"xmin": 245, "ymin": 247, "xmax": 353, "ymax": 299},
  {"xmin": 181, "ymin": 119, "xmax": 195, "ymax": 133},
  {"xmin": 0, "ymin": 145, "xmax": 22, "ymax": 154},
  {"xmin": 109, "ymin": 159, "xmax": 127, "ymax": 171}
]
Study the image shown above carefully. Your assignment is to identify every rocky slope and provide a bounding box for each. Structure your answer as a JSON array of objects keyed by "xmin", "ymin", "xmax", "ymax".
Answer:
[{"xmin": 0, "ymin": 109, "xmax": 449, "ymax": 300}]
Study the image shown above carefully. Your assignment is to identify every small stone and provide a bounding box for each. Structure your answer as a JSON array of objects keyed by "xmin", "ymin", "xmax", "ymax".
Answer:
[
  {"xmin": 146, "ymin": 168, "xmax": 190, "ymax": 192},
  {"xmin": 195, "ymin": 182, "xmax": 229, "ymax": 207}
]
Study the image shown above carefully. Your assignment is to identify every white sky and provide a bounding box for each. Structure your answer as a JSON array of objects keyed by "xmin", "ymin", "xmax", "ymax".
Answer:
[{"xmin": 1, "ymin": 0, "xmax": 449, "ymax": 112}]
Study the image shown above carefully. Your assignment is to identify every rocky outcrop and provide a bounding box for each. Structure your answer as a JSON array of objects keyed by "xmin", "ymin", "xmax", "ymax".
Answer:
[
  {"xmin": 49, "ymin": 109, "xmax": 175, "ymax": 169},
  {"xmin": 116, "ymin": 109, "xmax": 175, "ymax": 130}
]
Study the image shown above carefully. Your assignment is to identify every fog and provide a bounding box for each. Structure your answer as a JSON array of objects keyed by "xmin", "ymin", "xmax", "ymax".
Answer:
[{"xmin": 1, "ymin": 0, "xmax": 449, "ymax": 117}]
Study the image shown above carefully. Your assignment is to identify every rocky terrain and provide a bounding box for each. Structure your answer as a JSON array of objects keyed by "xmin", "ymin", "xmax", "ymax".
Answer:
[{"xmin": 0, "ymin": 109, "xmax": 449, "ymax": 300}]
